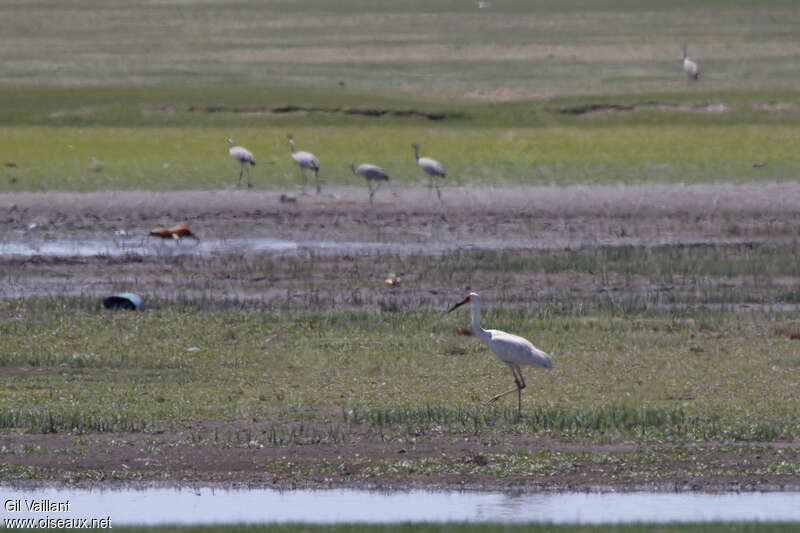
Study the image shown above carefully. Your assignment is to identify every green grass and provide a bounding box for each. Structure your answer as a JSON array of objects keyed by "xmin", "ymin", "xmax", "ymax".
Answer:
[
  {"xmin": 2, "ymin": 84, "xmax": 800, "ymax": 192},
  {"xmin": 3, "ymin": 0, "xmax": 800, "ymax": 495},
  {"xmin": 415, "ymin": 244, "xmax": 800, "ymax": 283},
  {"xmin": 3, "ymin": 117, "xmax": 800, "ymax": 192},
  {"xmin": 3, "ymin": 2, "xmax": 800, "ymax": 189},
  {"xmin": 1, "ymin": 299, "xmax": 799, "ymax": 439}
]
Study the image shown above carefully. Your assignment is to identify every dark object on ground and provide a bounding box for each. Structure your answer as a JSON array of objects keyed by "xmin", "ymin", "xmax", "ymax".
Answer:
[{"xmin": 102, "ymin": 293, "xmax": 144, "ymax": 311}]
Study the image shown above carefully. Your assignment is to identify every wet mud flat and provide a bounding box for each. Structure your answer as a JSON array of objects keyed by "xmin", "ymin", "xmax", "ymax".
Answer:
[
  {"xmin": 3, "ymin": 417, "xmax": 800, "ymax": 491},
  {"xmin": 3, "ymin": 183, "xmax": 800, "ymax": 490},
  {"xmin": 2, "ymin": 183, "xmax": 800, "ymax": 307}
]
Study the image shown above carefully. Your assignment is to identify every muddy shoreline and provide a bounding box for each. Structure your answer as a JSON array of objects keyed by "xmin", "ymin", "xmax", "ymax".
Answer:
[
  {"xmin": 3, "ymin": 426, "xmax": 800, "ymax": 493},
  {"xmin": 4, "ymin": 478, "xmax": 800, "ymax": 494},
  {"xmin": 3, "ymin": 183, "xmax": 800, "ymax": 491},
  {"xmin": 3, "ymin": 183, "xmax": 800, "ymax": 306},
  {"xmin": 3, "ymin": 434, "xmax": 800, "ymax": 492}
]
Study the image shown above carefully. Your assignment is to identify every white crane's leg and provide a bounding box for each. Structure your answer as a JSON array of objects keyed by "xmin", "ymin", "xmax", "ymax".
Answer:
[
  {"xmin": 314, "ymin": 168, "xmax": 322, "ymax": 194},
  {"xmin": 485, "ymin": 364, "xmax": 526, "ymax": 411},
  {"xmin": 245, "ymin": 164, "xmax": 252, "ymax": 188},
  {"xmin": 238, "ymin": 163, "xmax": 245, "ymax": 186},
  {"xmin": 515, "ymin": 366, "xmax": 526, "ymax": 413}
]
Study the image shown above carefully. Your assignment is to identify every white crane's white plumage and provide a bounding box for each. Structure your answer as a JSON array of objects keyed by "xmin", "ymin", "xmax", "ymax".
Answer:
[
  {"xmin": 682, "ymin": 44, "xmax": 699, "ymax": 81},
  {"xmin": 350, "ymin": 162, "xmax": 389, "ymax": 205},
  {"xmin": 288, "ymin": 134, "xmax": 321, "ymax": 194},
  {"xmin": 412, "ymin": 143, "xmax": 446, "ymax": 201},
  {"xmin": 227, "ymin": 138, "xmax": 256, "ymax": 187},
  {"xmin": 449, "ymin": 292, "xmax": 552, "ymax": 412}
]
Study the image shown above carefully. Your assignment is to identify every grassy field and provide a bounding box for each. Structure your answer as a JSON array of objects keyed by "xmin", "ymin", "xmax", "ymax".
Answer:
[
  {"xmin": 2, "ymin": 0, "xmax": 800, "ymax": 192},
  {"xmin": 2, "ymin": 0, "xmax": 800, "ymax": 97},
  {"xmin": 2, "ymin": 86, "xmax": 800, "ymax": 192},
  {"xmin": 4, "ymin": 0, "xmax": 800, "ymax": 524},
  {"xmin": 1, "ymin": 300, "xmax": 799, "ymax": 438}
]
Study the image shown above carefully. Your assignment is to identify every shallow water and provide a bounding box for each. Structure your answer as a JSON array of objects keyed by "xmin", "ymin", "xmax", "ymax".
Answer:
[
  {"xmin": 0, "ymin": 237, "xmax": 376, "ymax": 257},
  {"xmin": 0, "ymin": 236, "xmax": 525, "ymax": 258},
  {"xmin": 2, "ymin": 487, "xmax": 800, "ymax": 525}
]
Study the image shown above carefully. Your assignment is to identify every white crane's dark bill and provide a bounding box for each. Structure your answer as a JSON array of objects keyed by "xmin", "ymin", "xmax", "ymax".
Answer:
[{"xmin": 447, "ymin": 296, "xmax": 471, "ymax": 312}]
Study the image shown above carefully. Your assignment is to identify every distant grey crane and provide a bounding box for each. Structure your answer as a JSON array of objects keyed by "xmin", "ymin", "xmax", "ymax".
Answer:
[
  {"xmin": 412, "ymin": 143, "xmax": 446, "ymax": 201},
  {"xmin": 448, "ymin": 292, "xmax": 553, "ymax": 413},
  {"xmin": 227, "ymin": 138, "xmax": 256, "ymax": 187},
  {"xmin": 682, "ymin": 44, "xmax": 700, "ymax": 81},
  {"xmin": 349, "ymin": 163, "xmax": 389, "ymax": 205},
  {"xmin": 288, "ymin": 134, "xmax": 321, "ymax": 194},
  {"xmin": 88, "ymin": 156, "xmax": 104, "ymax": 172}
]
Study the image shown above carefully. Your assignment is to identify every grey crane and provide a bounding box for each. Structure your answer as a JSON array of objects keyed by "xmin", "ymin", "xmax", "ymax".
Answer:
[
  {"xmin": 412, "ymin": 143, "xmax": 446, "ymax": 201},
  {"xmin": 288, "ymin": 134, "xmax": 321, "ymax": 193},
  {"xmin": 350, "ymin": 163, "xmax": 389, "ymax": 205}
]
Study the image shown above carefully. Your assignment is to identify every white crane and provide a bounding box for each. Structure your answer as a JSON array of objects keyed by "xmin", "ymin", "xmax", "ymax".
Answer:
[
  {"xmin": 682, "ymin": 44, "xmax": 699, "ymax": 81},
  {"xmin": 412, "ymin": 143, "xmax": 446, "ymax": 201},
  {"xmin": 288, "ymin": 134, "xmax": 321, "ymax": 194},
  {"xmin": 349, "ymin": 162, "xmax": 389, "ymax": 205},
  {"xmin": 448, "ymin": 292, "xmax": 553, "ymax": 413},
  {"xmin": 227, "ymin": 138, "xmax": 256, "ymax": 187}
]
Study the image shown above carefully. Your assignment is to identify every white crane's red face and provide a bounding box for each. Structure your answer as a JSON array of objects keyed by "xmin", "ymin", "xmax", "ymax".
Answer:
[{"xmin": 447, "ymin": 294, "xmax": 471, "ymax": 313}]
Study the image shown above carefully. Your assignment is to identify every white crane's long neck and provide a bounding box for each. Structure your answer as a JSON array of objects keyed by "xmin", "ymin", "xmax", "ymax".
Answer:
[
  {"xmin": 288, "ymin": 141, "xmax": 296, "ymax": 153},
  {"xmin": 413, "ymin": 147, "xmax": 420, "ymax": 162},
  {"xmin": 471, "ymin": 301, "xmax": 490, "ymax": 342}
]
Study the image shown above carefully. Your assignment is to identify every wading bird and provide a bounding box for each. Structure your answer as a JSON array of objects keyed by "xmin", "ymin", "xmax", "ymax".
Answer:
[
  {"xmin": 349, "ymin": 163, "xmax": 389, "ymax": 205},
  {"xmin": 682, "ymin": 44, "xmax": 700, "ymax": 81},
  {"xmin": 412, "ymin": 143, "xmax": 446, "ymax": 201},
  {"xmin": 448, "ymin": 292, "xmax": 552, "ymax": 413},
  {"xmin": 227, "ymin": 138, "xmax": 256, "ymax": 187},
  {"xmin": 288, "ymin": 134, "xmax": 321, "ymax": 194}
]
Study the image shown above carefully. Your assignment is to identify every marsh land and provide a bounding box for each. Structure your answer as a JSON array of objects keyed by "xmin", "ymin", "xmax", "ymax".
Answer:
[
  {"xmin": 2, "ymin": 0, "xmax": 800, "ymax": 499},
  {"xmin": 3, "ymin": 184, "xmax": 800, "ymax": 490}
]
